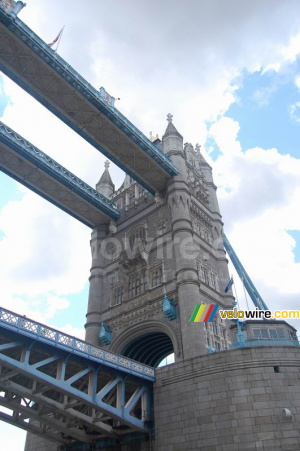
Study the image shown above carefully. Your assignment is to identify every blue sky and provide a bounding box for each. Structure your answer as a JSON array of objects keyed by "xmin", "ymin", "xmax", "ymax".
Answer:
[
  {"xmin": 0, "ymin": 77, "xmax": 10, "ymax": 116},
  {"xmin": 0, "ymin": 173, "xmax": 23, "ymax": 207},
  {"xmin": 0, "ymin": 0, "xmax": 300, "ymax": 448},
  {"xmin": 226, "ymin": 66, "xmax": 300, "ymax": 157}
]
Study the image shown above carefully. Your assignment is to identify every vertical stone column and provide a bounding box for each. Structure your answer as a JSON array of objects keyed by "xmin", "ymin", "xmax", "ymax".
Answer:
[
  {"xmin": 85, "ymin": 225, "xmax": 107, "ymax": 345},
  {"xmin": 163, "ymin": 115, "xmax": 207, "ymax": 359},
  {"xmin": 125, "ymin": 191, "xmax": 129, "ymax": 206},
  {"xmin": 200, "ymin": 160, "xmax": 221, "ymax": 216},
  {"xmin": 134, "ymin": 183, "xmax": 139, "ymax": 200},
  {"xmin": 167, "ymin": 181, "xmax": 207, "ymax": 359},
  {"xmin": 200, "ymin": 160, "xmax": 234, "ymax": 305}
]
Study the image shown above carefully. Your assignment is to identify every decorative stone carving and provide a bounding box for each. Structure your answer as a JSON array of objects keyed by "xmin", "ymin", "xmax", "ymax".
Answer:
[
  {"xmin": 109, "ymin": 220, "xmax": 117, "ymax": 234},
  {"xmin": 184, "ymin": 142, "xmax": 197, "ymax": 166},
  {"xmin": 119, "ymin": 247, "xmax": 148, "ymax": 273},
  {"xmin": 154, "ymin": 192, "xmax": 163, "ymax": 206}
]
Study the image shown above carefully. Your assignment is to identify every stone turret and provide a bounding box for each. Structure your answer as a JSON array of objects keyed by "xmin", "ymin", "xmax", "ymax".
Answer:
[
  {"xmin": 96, "ymin": 160, "xmax": 115, "ymax": 198},
  {"xmin": 162, "ymin": 113, "xmax": 184, "ymax": 157},
  {"xmin": 195, "ymin": 144, "xmax": 221, "ymax": 216}
]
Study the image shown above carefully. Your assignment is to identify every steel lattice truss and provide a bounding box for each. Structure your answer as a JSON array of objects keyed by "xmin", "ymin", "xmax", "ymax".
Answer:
[
  {"xmin": 0, "ymin": 3, "xmax": 178, "ymax": 196},
  {"xmin": 0, "ymin": 121, "xmax": 120, "ymax": 227},
  {"xmin": 0, "ymin": 307, "xmax": 155, "ymax": 446}
]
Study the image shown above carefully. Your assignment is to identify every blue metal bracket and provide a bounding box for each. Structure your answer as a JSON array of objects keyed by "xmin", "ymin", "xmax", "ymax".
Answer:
[
  {"xmin": 99, "ymin": 322, "xmax": 112, "ymax": 346},
  {"xmin": 162, "ymin": 294, "xmax": 177, "ymax": 321}
]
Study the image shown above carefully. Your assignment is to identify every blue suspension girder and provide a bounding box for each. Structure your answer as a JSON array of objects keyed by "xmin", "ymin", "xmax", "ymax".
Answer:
[
  {"xmin": 0, "ymin": 2, "xmax": 179, "ymax": 195},
  {"xmin": 223, "ymin": 233, "xmax": 269, "ymax": 311},
  {"xmin": 0, "ymin": 307, "xmax": 155, "ymax": 445},
  {"xmin": 0, "ymin": 121, "xmax": 120, "ymax": 227}
]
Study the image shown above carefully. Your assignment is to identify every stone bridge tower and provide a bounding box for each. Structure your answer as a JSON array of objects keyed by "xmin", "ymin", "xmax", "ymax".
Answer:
[
  {"xmin": 85, "ymin": 115, "xmax": 233, "ymax": 365},
  {"xmin": 25, "ymin": 117, "xmax": 300, "ymax": 451}
]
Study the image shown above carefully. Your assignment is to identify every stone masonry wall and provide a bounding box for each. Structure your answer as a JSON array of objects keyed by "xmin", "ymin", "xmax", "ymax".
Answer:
[
  {"xmin": 153, "ymin": 346, "xmax": 300, "ymax": 451},
  {"xmin": 24, "ymin": 433, "xmax": 58, "ymax": 451}
]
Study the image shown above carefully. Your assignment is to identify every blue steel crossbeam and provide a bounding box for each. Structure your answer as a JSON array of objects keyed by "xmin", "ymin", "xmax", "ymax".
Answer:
[
  {"xmin": 0, "ymin": 121, "xmax": 120, "ymax": 227},
  {"xmin": 0, "ymin": 1, "xmax": 179, "ymax": 196},
  {"xmin": 0, "ymin": 307, "xmax": 155, "ymax": 445},
  {"xmin": 223, "ymin": 233, "xmax": 269, "ymax": 311}
]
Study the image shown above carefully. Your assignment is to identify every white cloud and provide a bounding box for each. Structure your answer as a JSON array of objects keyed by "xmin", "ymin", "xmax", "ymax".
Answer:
[
  {"xmin": 281, "ymin": 30, "xmax": 300, "ymax": 64},
  {"xmin": 290, "ymin": 102, "xmax": 300, "ymax": 122},
  {"xmin": 12, "ymin": 0, "xmax": 299, "ymax": 144},
  {"xmin": 0, "ymin": 190, "xmax": 91, "ymax": 297},
  {"xmin": 252, "ymin": 84, "xmax": 278, "ymax": 108},
  {"xmin": 46, "ymin": 295, "xmax": 70, "ymax": 319},
  {"xmin": 208, "ymin": 117, "xmax": 300, "ymax": 324},
  {"xmin": 53, "ymin": 323, "xmax": 85, "ymax": 340}
]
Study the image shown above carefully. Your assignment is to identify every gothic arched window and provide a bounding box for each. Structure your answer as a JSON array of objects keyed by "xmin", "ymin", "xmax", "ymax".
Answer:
[
  {"xmin": 129, "ymin": 226, "xmax": 146, "ymax": 249},
  {"xmin": 151, "ymin": 267, "xmax": 163, "ymax": 288},
  {"xmin": 128, "ymin": 270, "xmax": 147, "ymax": 299},
  {"xmin": 114, "ymin": 286, "xmax": 123, "ymax": 305}
]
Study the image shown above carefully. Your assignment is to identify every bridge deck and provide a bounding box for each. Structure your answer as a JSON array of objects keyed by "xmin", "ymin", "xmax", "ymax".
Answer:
[
  {"xmin": 0, "ymin": 121, "xmax": 120, "ymax": 227},
  {"xmin": 0, "ymin": 307, "xmax": 154, "ymax": 445},
  {"xmin": 0, "ymin": 5, "xmax": 178, "ymax": 196}
]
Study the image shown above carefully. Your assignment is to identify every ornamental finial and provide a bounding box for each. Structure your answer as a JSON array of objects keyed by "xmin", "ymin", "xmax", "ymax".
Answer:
[
  {"xmin": 195, "ymin": 143, "xmax": 201, "ymax": 154},
  {"xmin": 104, "ymin": 160, "xmax": 110, "ymax": 170},
  {"xmin": 167, "ymin": 113, "xmax": 173, "ymax": 123}
]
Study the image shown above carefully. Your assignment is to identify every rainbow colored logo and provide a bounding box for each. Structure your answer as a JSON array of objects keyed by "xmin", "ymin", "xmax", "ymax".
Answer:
[{"xmin": 189, "ymin": 304, "xmax": 219, "ymax": 322}]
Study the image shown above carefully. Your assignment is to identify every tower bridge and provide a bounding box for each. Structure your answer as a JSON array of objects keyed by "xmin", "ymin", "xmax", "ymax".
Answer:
[{"xmin": 1, "ymin": 1, "xmax": 300, "ymax": 450}]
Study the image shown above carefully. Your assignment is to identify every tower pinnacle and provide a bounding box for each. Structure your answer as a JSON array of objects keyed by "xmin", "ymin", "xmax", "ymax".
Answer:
[
  {"xmin": 162, "ymin": 113, "xmax": 183, "ymax": 156},
  {"xmin": 167, "ymin": 113, "xmax": 173, "ymax": 123},
  {"xmin": 96, "ymin": 160, "xmax": 115, "ymax": 198}
]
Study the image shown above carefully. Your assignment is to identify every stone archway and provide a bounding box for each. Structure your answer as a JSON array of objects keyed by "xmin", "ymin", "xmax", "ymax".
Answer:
[{"xmin": 111, "ymin": 320, "xmax": 180, "ymax": 367}]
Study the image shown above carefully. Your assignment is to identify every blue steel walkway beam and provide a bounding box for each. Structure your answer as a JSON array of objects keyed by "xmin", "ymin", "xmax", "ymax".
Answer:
[
  {"xmin": 223, "ymin": 233, "xmax": 269, "ymax": 311},
  {"xmin": 0, "ymin": 307, "xmax": 155, "ymax": 444},
  {"xmin": 0, "ymin": 3, "xmax": 179, "ymax": 196},
  {"xmin": 0, "ymin": 121, "xmax": 120, "ymax": 227}
]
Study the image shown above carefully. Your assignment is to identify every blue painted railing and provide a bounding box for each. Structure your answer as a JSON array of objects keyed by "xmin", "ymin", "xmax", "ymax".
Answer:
[
  {"xmin": 0, "ymin": 306, "xmax": 155, "ymax": 381},
  {"xmin": 0, "ymin": 121, "xmax": 120, "ymax": 220},
  {"xmin": 232, "ymin": 338, "xmax": 300, "ymax": 349},
  {"xmin": 0, "ymin": 4, "xmax": 179, "ymax": 181}
]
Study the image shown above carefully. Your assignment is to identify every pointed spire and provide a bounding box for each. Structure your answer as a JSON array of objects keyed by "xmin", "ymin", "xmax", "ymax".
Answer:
[
  {"xmin": 96, "ymin": 160, "xmax": 115, "ymax": 198},
  {"xmin": 195, "ymin": 143, "xmax": 211, "ymax": 169},
  {"xmin": 162, "ymin": 113, "xmax": 183, "ymax": 141},
  {"xmin": 162, "ymin": 114, "xmax": 184, "ymax": 156}
]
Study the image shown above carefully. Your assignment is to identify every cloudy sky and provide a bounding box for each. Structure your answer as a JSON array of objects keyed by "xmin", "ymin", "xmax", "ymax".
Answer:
[{"xmin": 0, "ymin": 0, "xmax": 300, "ymax": 447}]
